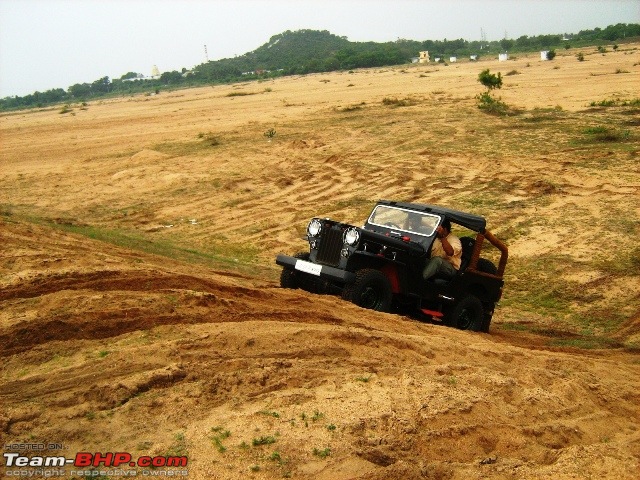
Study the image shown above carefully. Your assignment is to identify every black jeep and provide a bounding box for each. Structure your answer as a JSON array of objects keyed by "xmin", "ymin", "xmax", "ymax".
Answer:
[{"xmin": 276, "ymin": 200, "xmax": 508, "ymax": 332}]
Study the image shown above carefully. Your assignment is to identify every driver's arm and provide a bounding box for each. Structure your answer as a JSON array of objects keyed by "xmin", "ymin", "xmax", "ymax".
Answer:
[{"xmin": 436, "ymin": 226, "xmax": 454, "ymax": 256}]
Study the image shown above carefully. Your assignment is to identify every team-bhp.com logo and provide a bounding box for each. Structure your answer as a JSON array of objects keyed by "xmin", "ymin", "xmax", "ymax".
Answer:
[
  {"xmin": 3, "ymin": 452, "xmax": 189, "ymax": 476},
  {"xmin": 5, "ymin": 452, "xmax": 188, "ymax": 468}
]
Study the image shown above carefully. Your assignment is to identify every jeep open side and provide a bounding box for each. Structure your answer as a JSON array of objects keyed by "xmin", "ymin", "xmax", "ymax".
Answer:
[{"xmin": 276, "ymin": 200, "xmax": 508, "ymax": 332}]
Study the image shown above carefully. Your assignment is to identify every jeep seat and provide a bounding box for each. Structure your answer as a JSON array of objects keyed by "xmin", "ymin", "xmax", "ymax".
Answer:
[
  {"xmin": 431, "ymin": 236, "xmax": 475, "ymax": 285},
  {"xmin": 458, "ymin": 236, "xmax": 475, "ymax": 272}
]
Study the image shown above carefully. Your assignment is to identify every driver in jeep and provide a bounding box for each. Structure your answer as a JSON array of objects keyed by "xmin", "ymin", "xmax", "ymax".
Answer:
[{"xmin": 422, "ymin": 218, "xmax": 462, "ymax": 281}]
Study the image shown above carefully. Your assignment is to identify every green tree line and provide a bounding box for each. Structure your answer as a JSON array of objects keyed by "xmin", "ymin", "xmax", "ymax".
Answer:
[{"xmin": 2, "ymin": 23, "xmax": 638, "ymax": 111}]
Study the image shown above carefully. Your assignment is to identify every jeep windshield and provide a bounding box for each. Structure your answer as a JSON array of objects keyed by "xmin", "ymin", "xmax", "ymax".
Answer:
[{"xmin": 366, "ymin": 205, "xmax": 440, "ymax": 237}]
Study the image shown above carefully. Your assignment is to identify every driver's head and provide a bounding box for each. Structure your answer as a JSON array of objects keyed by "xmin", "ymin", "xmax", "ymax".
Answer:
[
  {"xmin": 407, "ymin": 214, "xmax": 421, "ymax": 229},
  {"xmin": 441, "ymin": 218, "xmax": 452, "ymax": 233}
]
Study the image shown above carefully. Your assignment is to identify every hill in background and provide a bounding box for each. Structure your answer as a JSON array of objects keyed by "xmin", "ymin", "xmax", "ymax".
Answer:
[{"xmin": 2, "ymin": 24, "xmax": 639, "ymax": 110}]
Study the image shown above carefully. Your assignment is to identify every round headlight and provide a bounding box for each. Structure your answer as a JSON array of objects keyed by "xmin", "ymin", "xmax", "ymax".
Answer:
[
  {"xmin": 344, "ymin": 227, "xmax": 360, "ymax": 246},
  {"xmin": 307, "ymin": 219, "xmax": 322, "ymax": 237}
]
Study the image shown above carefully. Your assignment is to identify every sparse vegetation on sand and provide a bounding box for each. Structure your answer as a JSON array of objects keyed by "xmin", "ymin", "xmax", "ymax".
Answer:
[{"xmin": 1, "ymin": 45, "xmax": 639, "ymax": 480}]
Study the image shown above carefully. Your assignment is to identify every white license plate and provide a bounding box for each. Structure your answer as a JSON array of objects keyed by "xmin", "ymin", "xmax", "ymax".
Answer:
[{"xmin": 295, "ymin": 259, "xmax": 322, "ymax": 276}]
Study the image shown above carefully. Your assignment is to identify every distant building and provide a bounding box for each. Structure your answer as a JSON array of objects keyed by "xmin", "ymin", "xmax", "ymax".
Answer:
[
  {"xmin": 540, "ymin": 51, "xmax": 550, "ymax": 60},
  {"xmin": 150, "ymin": 65, "xmax": 161, "ymax": 79},
  {"xmin": 498, "ymin": 53, "xmax": 509, "ymax": 61},
  {"xmin": 449, "ymin": 56, "xmax": 457, "ymax": 63},
  {"xmin": 470, "ymin": 55, "xmax": 478, "ymax": 61},
  {"xmin": 419, "ymin": 51, "xmax": 430, "ymax": 63}
]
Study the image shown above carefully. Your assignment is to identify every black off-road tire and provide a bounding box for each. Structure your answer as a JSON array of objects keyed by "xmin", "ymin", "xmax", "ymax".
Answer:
[
  {"xmin": 446, "ymin": 295, "xmax": 484, "ymax": 331},
  {"xmin": 481, "ymin": 310, "xmax": 494, "ymax": 333},
  {"xmin": 342, "ymin": 269, "xmax": 393, "ymax": 312},
  {"xmin": 279, "ymin": 252, "xmax": 310, "ymax": 290}
]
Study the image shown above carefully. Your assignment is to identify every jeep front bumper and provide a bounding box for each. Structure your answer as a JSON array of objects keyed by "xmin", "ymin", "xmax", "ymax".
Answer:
[{"xmin": 276, "ymin": 254, "xmax": 356, "ymax": 284}]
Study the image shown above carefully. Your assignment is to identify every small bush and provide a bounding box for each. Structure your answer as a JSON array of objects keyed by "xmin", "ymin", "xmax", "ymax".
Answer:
[
  {"xmin": 382, "ymin": 97, "xmax": 413, "ymax": 107},
  {"xmin": 478, "ymin": 69, "xmax": 503, "ymax": 90},
  {"xmin": 268, "ymin": 451, "xmax": 282, "ymax": 462},
  {"xmin": 546, "ymin": 49, "xmax": 557, "ymax": 60},
  {"xmin": 589, "ymin": 98, "xmax": 640, "ymax": 107},
  {"xmin": 476, "ymin": 92, "xmax": 509, "ymax": 116},
  {"xmin": 258, "ymin": 410, "xmax": 280, "ymax": 418},
  {"xmin": 590, "ymin": 99, "xmax": 616, "ymax": 107},
  {"xmin": 313, "ymin": 447, "xmax": 331, "ymax": 458},
  {"xmin": 252, "ymin": 436, "xmax": 276, "ymax": 446},
  {"xmin": 576, "ymin": 53, "xmax": 585, "ymax": 61},
  {"xmin": 226, "ymin": 91, "xmax": 257, "ymax": 97},
  {"xmin": 582, "ymin": 126, "xmax": 630, "ymax": 142}
]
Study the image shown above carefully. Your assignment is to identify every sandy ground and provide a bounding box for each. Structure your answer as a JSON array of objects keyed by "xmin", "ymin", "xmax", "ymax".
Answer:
[{"xmin": 1, "ymin": 45, "xmax": 639, "ymax": 479}]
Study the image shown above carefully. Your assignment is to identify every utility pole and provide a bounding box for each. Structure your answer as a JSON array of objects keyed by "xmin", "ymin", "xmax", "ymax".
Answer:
[{"xmin": 204, "ymin": 45, "xmax": 209, "ymax": 62}]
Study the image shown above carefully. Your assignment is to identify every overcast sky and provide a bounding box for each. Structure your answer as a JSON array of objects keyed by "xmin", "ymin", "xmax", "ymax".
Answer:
[{"xmin": 1, "ymin": 0, "xmax": 638, "ymax": 97}]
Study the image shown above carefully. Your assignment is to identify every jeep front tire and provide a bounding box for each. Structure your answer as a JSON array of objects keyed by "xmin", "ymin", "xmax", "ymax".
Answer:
[
  {"xmin": 279, "ymin": 252, "xmax": 310, "ymax": 289},
  {"xmin": 342, "ymin": 269, "xmax": 393, "ymax": 312}
]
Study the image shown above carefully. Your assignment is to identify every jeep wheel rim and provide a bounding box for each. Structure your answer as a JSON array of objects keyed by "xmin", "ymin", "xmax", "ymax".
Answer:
[
  {"xmin": 458, "ymin": 308, "xmax": 474, "ymax": 329},
  {"xmin": 360, "ymin": 286, "xmax": 382, "ymax": 310}
]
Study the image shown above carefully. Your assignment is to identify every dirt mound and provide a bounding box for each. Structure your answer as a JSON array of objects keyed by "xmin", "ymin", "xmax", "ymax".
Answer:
[
  {"xmin": 1, "ymin": 220, "xmax": 639, "ymax": 479},
  {"xmin": 1, "ymin": 45, "xmax": 639, "ymax": 478}
]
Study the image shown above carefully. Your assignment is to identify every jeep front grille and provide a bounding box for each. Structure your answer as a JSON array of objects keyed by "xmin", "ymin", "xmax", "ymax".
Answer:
[{"xmin": 316, "ymin": 226, "xmax": 343, "ymax": 266}]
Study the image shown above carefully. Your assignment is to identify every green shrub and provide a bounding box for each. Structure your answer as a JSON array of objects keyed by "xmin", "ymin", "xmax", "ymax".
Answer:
[
  {"xmin": 313, "ymin": 447, "xmax": 331, "ymax": 458},
  {"xmin": 478, "ymin": 69, "xmax": 502, "ymax": 90},
  {"xmin": 252, "ymin": 436, "xmax": 276, "ymax": 446},
  {"xmin": 476, "ymin": 92, "xmax": 509, "ymax": 116},
  {"xmin": 582, "ymin": 126, "xmax": 630, "ymax": 142}
]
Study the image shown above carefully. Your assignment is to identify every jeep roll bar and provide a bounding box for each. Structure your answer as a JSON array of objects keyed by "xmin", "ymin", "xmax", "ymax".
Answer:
[{"xmin": 467, "ymin": 230, "xmax": 508, "ymax": 278}]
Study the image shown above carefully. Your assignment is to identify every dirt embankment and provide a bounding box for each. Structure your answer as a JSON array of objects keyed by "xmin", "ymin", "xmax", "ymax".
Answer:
[{"xmin": 1, "ymin": 219, "xmax": 639, "ymax": 479}]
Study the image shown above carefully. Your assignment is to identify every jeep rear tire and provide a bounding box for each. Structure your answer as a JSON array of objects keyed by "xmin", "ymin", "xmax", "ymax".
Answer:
[
  {"xmin": 446, "ymin": 295, "xmax": 484, "ymax": 331},
  {"xmin": 342, "ymin": 269, "xmax": 393, "ymax": 312},
  {"xmin": 477, "ymin": 258, "xmax": 498, "ymax": 275}
]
